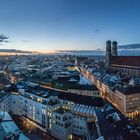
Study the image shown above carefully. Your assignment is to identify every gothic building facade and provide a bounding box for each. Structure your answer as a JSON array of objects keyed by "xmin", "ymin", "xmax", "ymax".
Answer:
[{"xmin": 105, "ymin": 40, "xmax": 140, "ymax": 77}]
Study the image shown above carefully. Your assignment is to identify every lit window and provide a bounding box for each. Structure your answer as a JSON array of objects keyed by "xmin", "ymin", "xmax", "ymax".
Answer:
[{"xmin": 37, "ymin": 98, "xmax": 42, "ymax": 102}]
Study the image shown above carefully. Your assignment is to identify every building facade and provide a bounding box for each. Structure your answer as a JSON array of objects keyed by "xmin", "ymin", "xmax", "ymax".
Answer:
[
  {"xmin": 105, "ymin": 40, "xmax": 140, "ymax": 77},
  {"xmin": 0, "ymin": 83, "xmax": 101, "ymax": 140}
]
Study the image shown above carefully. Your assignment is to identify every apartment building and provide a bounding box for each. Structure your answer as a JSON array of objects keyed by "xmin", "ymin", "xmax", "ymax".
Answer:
[
  {"xmin": 115, "ymin": 86, "xmax": 140, "ymax": 116},
  {"xmin": 0, "ymin": 82, "xmax": 102, "ymax": 140},
  {"xmin": 82, "ymin": 66, "xmax": 140, "ymax": 117}
]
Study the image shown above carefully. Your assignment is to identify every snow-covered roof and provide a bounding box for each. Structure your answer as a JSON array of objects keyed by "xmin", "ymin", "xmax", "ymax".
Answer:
[
  {"xmin": 19, "ymin": 133, "xmax": 30, "ymax": 140},
  {"xmin": 79, "ymin": 75, "xmax": 92, "ymax": 85},
  {"xmin": 0, "ymin": 112, "xmax": 29, "ymax": 140}
]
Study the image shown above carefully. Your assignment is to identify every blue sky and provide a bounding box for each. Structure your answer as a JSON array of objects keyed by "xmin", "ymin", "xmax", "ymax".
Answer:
[{"xmin": 0, "ymin": 0, "xmax": 140, "ymax": 51}]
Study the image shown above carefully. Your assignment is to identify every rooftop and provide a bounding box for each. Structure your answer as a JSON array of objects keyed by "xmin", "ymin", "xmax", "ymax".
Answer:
[
  {"xmin": 116, "ymin": 86, "xmax": 140, "ymax": 95},
  {"xmin": 96, "ymin": 104, "xmax": 140, "ymax": 140},
  {"xmin": 54, "ymin": 108, "xmax": 70, "ymax": 114},
  {"xmin": 16, "ymin": 82, "xmax": 104, "ymax": 107},
  {"xmin": 111, "ymin": 56, "xmax": 140, "ymax": 68},
  {"xmin": 0, "ymin": 112, "xmax": 29, "ymax": 140}
]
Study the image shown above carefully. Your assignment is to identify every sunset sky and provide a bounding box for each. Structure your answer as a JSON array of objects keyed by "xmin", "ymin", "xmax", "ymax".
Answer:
[{"xmin": 0, "ymin": 0, "xmax": 140, "ymax": 52}]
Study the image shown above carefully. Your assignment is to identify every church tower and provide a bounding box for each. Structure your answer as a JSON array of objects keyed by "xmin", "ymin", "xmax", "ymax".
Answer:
[
  {"xmin": 111, "ymin": 41, "xmax": 118, "ymax": 56},
  {"xmin": 105, "ymin": 40, "xmax": 112, "ymax": 71}
]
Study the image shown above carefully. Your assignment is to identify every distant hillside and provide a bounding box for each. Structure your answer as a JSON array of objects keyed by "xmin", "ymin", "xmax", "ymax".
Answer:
[
  {"xmin": 118, "ymin": 44, "xmax": 140, "ymax": 49},
  {"xmin": 56, "ymin": 50, "xmax": 105, "ymax": 56},
  {"xmin": 0, "ymin": 49, "xmax": 32, "ymax": 53},
  {"xmin": 118, "ymin": 44, "xmax": 140, "ymax": 56},
  {"xmin": 0, "ymin": 43, "xmax": 140, "ymax": 56}
]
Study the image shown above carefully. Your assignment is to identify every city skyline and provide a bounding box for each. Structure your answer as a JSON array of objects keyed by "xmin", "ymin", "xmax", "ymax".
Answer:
[
  {"xmin": 0, "ymin": 1, "xmax": 139, "ymax": 139},
  {"xmin": 0, "ymin": 0, "xmax": 140, "ymax": 52}
]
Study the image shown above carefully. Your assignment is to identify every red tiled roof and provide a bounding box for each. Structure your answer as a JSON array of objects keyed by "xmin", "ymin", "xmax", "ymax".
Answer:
[{"xmin": 111, "ymin": 56, "xmax": 140, "ymax": 67}]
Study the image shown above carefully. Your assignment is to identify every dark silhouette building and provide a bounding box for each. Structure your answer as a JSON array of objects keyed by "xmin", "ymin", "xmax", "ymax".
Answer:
[{"xmin": 105, "ymin": 40, "xmax": 112, "ymax": 71}]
